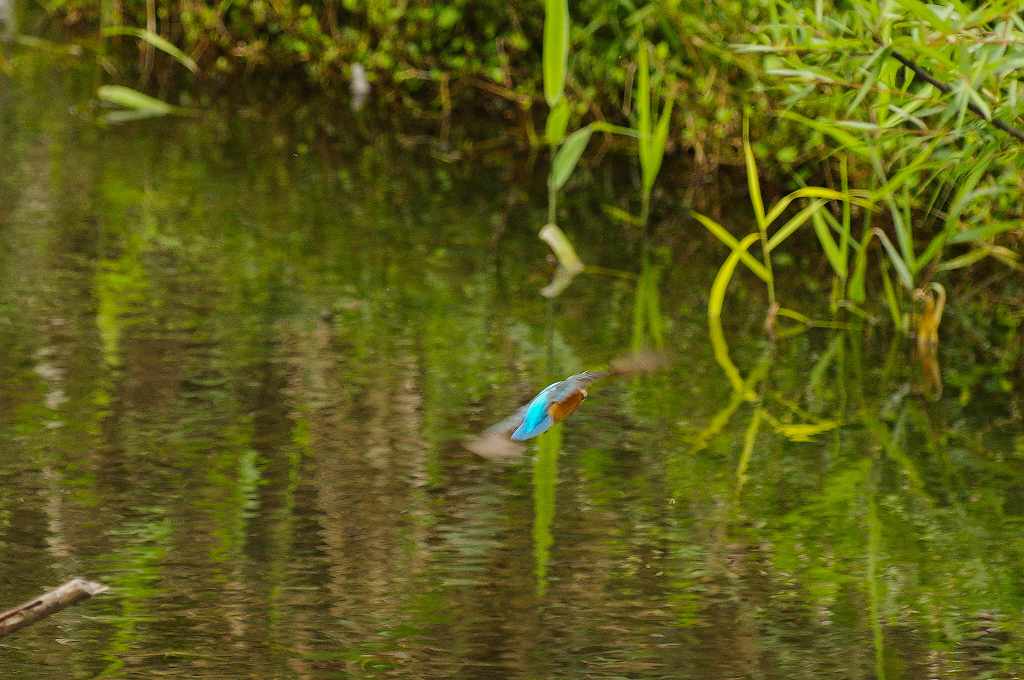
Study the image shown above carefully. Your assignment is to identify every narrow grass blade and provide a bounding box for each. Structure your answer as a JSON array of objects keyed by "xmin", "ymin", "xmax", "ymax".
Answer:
[
  {"xmin": 848, "ymin": 219, "xmax": 875, "ymax": 303},
  {"xmin": 936, "ymin": 248, "xmax": 989, "ymax": 271},
  {"xmin": 873, "ymin": 228, "xmax": 914, "ymax": 290},
  {"xmin": 918, "ymin": 153, "xmax": 994, "ymax": 268},
  {"xmin": 839, "ymin": 157, "xmax": 851, "ymax": 279},
  {"xmin": 949, "ymin": 221, "xmax": 1019, "ymax": 244},
  {"xmin": 691, "ymin": 211, "xmax": 770, "ymax": 282},
  {"xmin": 765, "ymin": 199, "xmax": 825, "ymax": 252},
  {"xmin": 637, "ymin": 43, "xmax": 651, "ymax": 182},
  {"xmin": 643, "ymin": 98, "xmax": 673, "ymax": 194},
  {"xmin": 880, "ymin": 260, "xmax": 903, "ymax": 330},
  {"xmin": 811, "ymin": 209, "xmax": 846, "ymax": 278},
  {"xmin": 762, "ymin": 187, "xmax": 872, "ymax": 228},
  {"xmin": 743, "ymin": 115, "xmax": 766, "ymax": 228},
  {"xmin": 779, "ymin": 110, "xmax": 868, "ymax": 157},
  {"xmin": 102, "ymin": 26, "xmax": 198, "ymax": 72}
]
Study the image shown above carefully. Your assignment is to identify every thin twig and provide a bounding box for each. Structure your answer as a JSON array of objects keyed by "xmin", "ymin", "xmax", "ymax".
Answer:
[{"xmin": 889, "ymin": 49, "xmax": 1024, "ymax": 143}]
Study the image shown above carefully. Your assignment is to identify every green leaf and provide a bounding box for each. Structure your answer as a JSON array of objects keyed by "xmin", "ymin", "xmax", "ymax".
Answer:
[
  {"xmin": 895, "ymin": 0, "xmax": 954, "ymax": 32},
  {"xmin": 765, "ymin": 200, "xmax": 826, "ymax": 252},
  {"xmin": 848, "ymin": 223, "xmax": 874, "ymax": 304},
  {"xmin": 762, "ymin": 187, "xmax": 872, "ymax": 228},
  {"xmin": 937, "ymin": 248, "xmax": 989, "ymax": 271},
  {"xmin": 542, "ymin": 0, "xmax": 569, "ymax": 107},
  {"xmin": 691, "ymin": 211, "xmax": 770, "ymax": 282},
  {"xmin": 779, "ymin": 110, "xmax": 868, "ymax": 157},
  {"xmin": 637, "ymin": 43, "xmax": 652, "ymax": 181},
  {"xmin": 811, "ymin": 209, "xmax": 847, "ymax": 278},
  {"xmin": 97, "ymin": 85, "xmax": 174, "ymax": 114},
  {"xmin": 917, "ymin": 154, "xmax": 993, "ymax": 271},
  {"xmin": 879, "ymin": 259, "xmax": 903, "ymax": 329},
  {"xmin": 102, "ymin": 26, "xmax": 198, "ymax": 72},
  {"xmin": 548, "ymin": 126, "xmax": 593, "ymax": 191},
  {"xmin": 743, "ymin": 115, "xmax": 765, "ymax": 229},
  {"xmin": 873, "ymin": 228, "xmax": 914, "ymax": 290},
  {"xmin": 643, "ymin": 98, "xmax": 673, "ymax": 194},
  {"xmin": 949, "ymin": 221, "xmax": 1019, "ymax": 244},
  {"xmin": 545, "ymin": 98, "xmax": 570, "ymax": 145},
  {"xmin": 846, "ymin": 45, "xmax": 890, "ymax": 116}
]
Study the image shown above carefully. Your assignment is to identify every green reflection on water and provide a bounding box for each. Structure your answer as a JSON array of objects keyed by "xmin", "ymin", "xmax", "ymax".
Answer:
[
  {"xmin": 532, "ymin": 424, "xmax": 561, "ymax": 597},
  {"xmin": 0, "ymin": 56, "xmax": 1022, "ymax": 679}
]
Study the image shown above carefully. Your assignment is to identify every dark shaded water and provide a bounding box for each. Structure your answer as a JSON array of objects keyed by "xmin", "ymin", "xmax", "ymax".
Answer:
[{"xmin": 2, "ymin": 58, "xmax": 1023, "ymax": 679}]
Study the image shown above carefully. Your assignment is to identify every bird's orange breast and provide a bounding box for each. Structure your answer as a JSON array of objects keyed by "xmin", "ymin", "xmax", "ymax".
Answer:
[{"xmin": 547, "ymin": 389, "xmax": 585, "ymax": 422}]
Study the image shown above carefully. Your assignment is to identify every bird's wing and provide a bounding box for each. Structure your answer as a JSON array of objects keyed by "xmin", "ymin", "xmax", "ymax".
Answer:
[{"xmin": 481, "ymin": 403, "xmax": 530, "ymax": 437}]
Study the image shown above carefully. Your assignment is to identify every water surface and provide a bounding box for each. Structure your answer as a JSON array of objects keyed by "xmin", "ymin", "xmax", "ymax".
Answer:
[{"xmin": 1, "ymin": 57, "xmax": 1023, "ymax": 679}]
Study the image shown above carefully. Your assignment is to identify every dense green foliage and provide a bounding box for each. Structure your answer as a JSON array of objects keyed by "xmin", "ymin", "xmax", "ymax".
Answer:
[{"xmin": 2, "ymin": 0, "xmax": 1020, "ymax": 373}]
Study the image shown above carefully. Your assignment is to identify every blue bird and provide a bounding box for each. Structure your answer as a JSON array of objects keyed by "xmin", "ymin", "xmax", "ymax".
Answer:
[
  {"xmin": 464, "ymin": 352, "xmax": 669, "ymax": 459},
  {"xmin": 509, "ymin": 370, "xmax": 606, "ymax": 440}
]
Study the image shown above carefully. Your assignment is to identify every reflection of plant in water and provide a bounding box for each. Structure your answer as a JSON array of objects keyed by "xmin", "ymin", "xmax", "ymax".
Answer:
[{"xmin": 689, "ymin": 327, "xmax": 1024, "ymax": 677}]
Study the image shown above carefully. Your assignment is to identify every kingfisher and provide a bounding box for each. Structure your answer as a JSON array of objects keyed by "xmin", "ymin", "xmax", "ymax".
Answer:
[
  {"xmin": 510, "ymin": 370, "xmax": 607, "ymax": 440},
  {"xmin": 464, "ymin": 352, "xmax": 669, "ymax": 458}
]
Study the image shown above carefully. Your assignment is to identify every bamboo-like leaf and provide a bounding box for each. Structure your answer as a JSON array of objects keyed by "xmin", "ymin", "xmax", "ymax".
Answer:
[
  {"xmin": 691, "ymin": 211, "xmax": 770, "ymax": 282},
  {"xmin": 542, "ymin": 0, "xmax": 569, "ymax": 107},
  {"xmin": 871, "ymin": 138, "xmax": 941, "ymax": 202},
  {"xmin": 709, "ymin": 233, "xmax": 760, "ymax": 399},
  {"xmin": 873, "ymin": 228, "xmax": 914, "ymax": 290},
  {"xmin": 548, "ymin": 126, "xmax": 593, "ymax": 191},
  {"xmin": 765, "ymin": 199, "xmax": 826, "ymax": 252},
  {"xmin": 544, "ymin": 98, "xmax": 570, "ymax": 145},
  {"xmin": 964, "ymin": 83, "xmax": 991, "ymax": 120},
  {"xmin": 743, "ymin": 115, "xmax": 766, "ymax": 228},
  {"xmin": 846, "ymin": 45, "xmax": 890, "ymax": 116},
  {"xmin": 102, "ymin": 26, "xmax": 198, "ymax": 72},
  {"xmin": 895, "ymin": 0, "xmax": 954, "ymax": 32}
]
